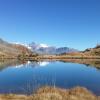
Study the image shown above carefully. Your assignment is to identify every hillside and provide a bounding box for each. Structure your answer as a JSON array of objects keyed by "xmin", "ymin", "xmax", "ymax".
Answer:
[
  {"xmin": 0, "ymin": 38, "xmax": 31, "ymax": 58},
  {"xmin": 82, "ymin": 45, "xmax": 100, "ymax": 56},
  {"xmin": 60, "ymin": 45, "xmax": 100, "ymax": 58}
]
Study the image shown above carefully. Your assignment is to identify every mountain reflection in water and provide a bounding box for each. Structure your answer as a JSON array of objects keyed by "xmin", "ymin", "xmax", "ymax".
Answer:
[
  {"xmin": 0, "ymin": 59, "xmax": 100, "ymax": 95},
  {"xmin": 15, "ymin": 61, "xmax": 50, "ymax": 68}
]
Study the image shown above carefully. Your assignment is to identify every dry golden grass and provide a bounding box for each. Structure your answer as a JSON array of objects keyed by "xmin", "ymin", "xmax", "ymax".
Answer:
[{"xmin": 0, "ymin": 86, "xmax": 100, "ymax": 100}]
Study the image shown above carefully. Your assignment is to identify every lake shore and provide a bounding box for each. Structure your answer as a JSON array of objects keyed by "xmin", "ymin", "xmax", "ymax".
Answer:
[
  {"xmin": 20, "ymin": 55, "xmax": 100, "ymax": 60},
  {"xmin": 0, "ymin": 56, "xmax": 100, "ymax": 69},
  {"xmin": 0, "ymin": 86, "xmax": 99, "ymax": 100},
  {"xmin": 17, "ymin": 56, "xmax": 100, "ymax": 69},
  {"xmin": 0, "ymin": 54, "xmax": 100, "ymax": 60}
]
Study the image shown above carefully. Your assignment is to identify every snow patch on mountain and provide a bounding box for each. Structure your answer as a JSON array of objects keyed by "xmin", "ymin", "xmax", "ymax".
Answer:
[
  {"xmin": 13, "ymin": 42, "xmax": 32, "ymax": 50},
  {"xmin": 39, "ymin": 44, "xmax": 49, "ymax": 48}
]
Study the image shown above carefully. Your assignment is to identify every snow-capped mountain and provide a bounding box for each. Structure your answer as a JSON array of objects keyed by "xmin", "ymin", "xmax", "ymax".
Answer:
[
  {"xmin": 29, "ymin": 42, "xmax": 49, "ymax": 49},
  {"xmin": 0, "ymin": 38, "xmax": 77, "ymax": 56},
  {"xmin": 29, "ymin": 42, "xmax": 78, "ymax": 54},
  {"xmin": 13, "ymin": 42, "xmax": 32, "ymax": 50}
]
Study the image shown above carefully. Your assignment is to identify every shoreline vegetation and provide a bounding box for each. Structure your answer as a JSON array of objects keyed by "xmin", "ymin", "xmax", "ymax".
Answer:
[
  {"xmin": 18, "ymin": 55, "xmax": 100, "ymax": 60},
  {"xmin": 0, "ymin": 55, "xmax": 100, "ymax": 60},
  {"xmin": 0, "ymin": 86, "xmax": 100, "ymax": 100}
]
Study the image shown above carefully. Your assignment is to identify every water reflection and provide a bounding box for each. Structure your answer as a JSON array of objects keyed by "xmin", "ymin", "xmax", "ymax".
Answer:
[
  {"xmin": 0, "ymin": 60, "xmax": 51, "ymax": 70},
  {"xmin": 37, "ymin": 61, "xmax": 49, "ymax": 67},
  {"xmin": 0, "ymin": 60, "xmax": 28, "ymax": 71},
  {"xmin": 0, "ymin": 59, "xmax": 100, "ymax": 71},
  {"xmin": 15, "ymin": 61, "xmax": 50, "ymax": 68},
  {"xmin": 0, "ymin": 59, "xmax": 100, "ymax": 95},
  {"xmin": 59, "ymin": 59, "xmax": 100, "ymax": 69}
]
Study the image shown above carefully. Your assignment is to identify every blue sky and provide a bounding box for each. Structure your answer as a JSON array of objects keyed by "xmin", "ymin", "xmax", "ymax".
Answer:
[{"xmin": 0, "ymin": 0, "xmax": 100, "ymax": 50}]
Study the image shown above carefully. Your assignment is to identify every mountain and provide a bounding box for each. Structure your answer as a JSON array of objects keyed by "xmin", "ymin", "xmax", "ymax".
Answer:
[
  {"xmin": 29, "ymin": 42, "xmax": 77, "ymax": 54},
  {"xmin": 0, "ymin": 39, "xmax": 77, "ymax": 57},
  {"xmin": 64, "ymin": 44, "xmax": 100, "ymax": 57},
  {"xmin": 0, "ymin": 38, "xmax": 31, "ymax": 58},
  {"xmin": 56, "ymin": 47, "xmax": 77, "ymax": 54}
]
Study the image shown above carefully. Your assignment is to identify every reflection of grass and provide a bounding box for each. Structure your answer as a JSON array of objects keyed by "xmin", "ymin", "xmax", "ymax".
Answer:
[
  {"xmin": 16, "ymin": 73, "xmax": 57, "ymax": 95},
  {"xmin": 58, "ymin": 59, "xmax": 100, "ymax": 69},
  {"xmin": 0, "ymin": 60, "xmax": 26, "ymax": 71},
  {"xmin": 85, "ymin": 61, "xmax": 100, "ymax": 69},
  {"xmin": 0, "ymin": 60, "xmax": 17, "ymax": 71}
]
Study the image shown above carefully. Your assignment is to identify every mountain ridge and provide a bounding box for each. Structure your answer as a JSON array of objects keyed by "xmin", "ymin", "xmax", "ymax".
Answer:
[
  {"xmin": 0, "ymin": 38, "xmax": 31, "ymax": 58},
  {"xmin": 29, "ymin": 42, "xmax": 78, "ymax": 54}
]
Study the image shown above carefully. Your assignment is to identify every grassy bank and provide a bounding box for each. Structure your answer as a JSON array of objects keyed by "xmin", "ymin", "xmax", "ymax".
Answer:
[
  {"xmin": 17, "ymin": 55, "xmax": 100, "ymax": 61},
  {"xmin": 0, "ymin": 86, "xmax": 100, "ymax": 100}
]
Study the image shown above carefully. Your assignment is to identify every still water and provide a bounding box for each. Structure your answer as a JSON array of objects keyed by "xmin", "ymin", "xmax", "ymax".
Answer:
[{"xmin": 0, "ymin": 60, "xmax": 100, "ymax": 95}]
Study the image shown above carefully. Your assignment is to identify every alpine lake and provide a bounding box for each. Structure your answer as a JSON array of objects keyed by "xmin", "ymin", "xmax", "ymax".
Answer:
[{"xmin": 0, "ymin": 59, "xmax": 100, "ymax": 95}]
